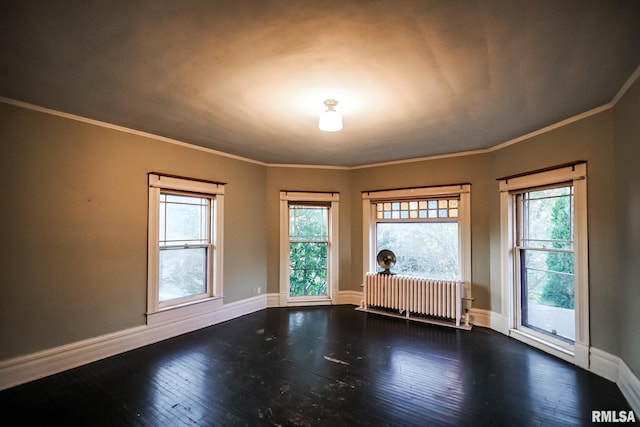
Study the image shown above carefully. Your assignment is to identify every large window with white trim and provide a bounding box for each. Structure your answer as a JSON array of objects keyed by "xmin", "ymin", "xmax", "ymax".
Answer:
[
  {"xmin": 280, "ymin": 192, "xmax": 339, "ymax": 306},
  {"xmin": 362, "ymin": 185, "xmax": 471, "ymax": 286},
  {"xmin": 147, "ymin": 174, "xmax": 224, "ymax": 321},
  {"xmin": 500, "ymin": 163, "xmax": 589, "ymax": 368}
]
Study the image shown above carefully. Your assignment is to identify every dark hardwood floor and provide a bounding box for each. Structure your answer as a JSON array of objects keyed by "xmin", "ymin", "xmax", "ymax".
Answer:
[{"xmin": 0, "ymin": 305, "xmax": 635, "ymax": 426}]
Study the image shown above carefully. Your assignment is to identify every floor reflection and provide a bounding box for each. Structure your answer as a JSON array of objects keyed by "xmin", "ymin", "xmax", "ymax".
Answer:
[{"xmin": 1, "ymin": 306, "xmax": 632, "ymax": 426}]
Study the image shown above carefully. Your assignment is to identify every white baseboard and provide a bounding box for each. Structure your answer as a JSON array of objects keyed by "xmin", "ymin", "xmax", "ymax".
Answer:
[
  {"xmin": 619, "ymin": 361, "xmax": 640, "ymax": 416},
  {"xmin": 0, "ymin": 294, "xmax": 268, "ymax": 391},
  {"xmin": 590, "ymin": 348, "xmax": 640, "ymax": 415},
  {"xmin": 335, "ymin": 290, "xmax": 363, "ymax": 306},
  {"xmin": 469, "ymin": 308, "xmax": 490, "ymax": 327},
  {"xmin": 265, "ymin": 291, "xmax": 362, "ymax": 308},
  {"xmin": 266, "ymin": 292, "xmax": 281, "ymax": 307},
  {"xmin": 590, "ymin": 347, "xmax": 620, "ymax": 383},
  {"xmin": 476, "ymin": 309, "xmax": 640, "ymax": 416},
  {"xmin": 469, "ymin": 308, "xmax": 508, "ymax": 334}
]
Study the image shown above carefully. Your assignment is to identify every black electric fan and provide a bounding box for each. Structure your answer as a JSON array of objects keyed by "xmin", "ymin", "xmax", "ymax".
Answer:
[{"xmin": 376, "ymin": 249, "xmax": 396, "ymax": 275}]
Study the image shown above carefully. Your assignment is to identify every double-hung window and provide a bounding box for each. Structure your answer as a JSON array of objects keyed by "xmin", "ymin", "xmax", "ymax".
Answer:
[
  {"xmin": 500, "ymin": 163, "xmax": 589, "ymax": 368},
  {"xmin": 147, "ymin": 174, "xmax": 225, "ymax": 323},
  {"xmin": 279, "ymin": 191, "xmax": 339, "ymax": 306},
  {"xmin": 362, "ymin": 185, "xmax": 471, "ymax": 286}
]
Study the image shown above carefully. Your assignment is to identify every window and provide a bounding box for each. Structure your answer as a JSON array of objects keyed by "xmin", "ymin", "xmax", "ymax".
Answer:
[
  {"xmin": 147, "ymin": 174, "xmax": 224, "ymax": 322},
  {"xmin": 280, "ymin": 192, "xmax": 339, "ymax": 306},
  {"xmin": 500, "ymin": 163, "xmax": 589, "ymax": 368},
  {"xmin": 517, "ymin": 185, "xmax": 575, "ymax": 341},
  {"xmin": 362, "ymin": 185, "xmax": 471, "ymax": 286},
  {"xmin": 289, "ymin": 204, "xmax": 329, "ymax": 297},
  {"xmin": 375, "ymin": 197, "xmax": 460, "ymax": 280},
  {"xmin": 158, "ymin": 193, "xmax": 211, "ymax": 304}
]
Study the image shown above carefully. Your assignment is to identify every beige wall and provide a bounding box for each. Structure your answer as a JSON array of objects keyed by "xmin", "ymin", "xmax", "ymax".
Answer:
[
  {"xmin": 0, "ymin": 103, "xmax": 267, "ymax": 359},
  {"xmin": 614, "ymin": 78, "xmax": 640, "ymax": 379},
  {"xmin": 1, "ymin": 78, "xmax": 637, "ymax": 379}
]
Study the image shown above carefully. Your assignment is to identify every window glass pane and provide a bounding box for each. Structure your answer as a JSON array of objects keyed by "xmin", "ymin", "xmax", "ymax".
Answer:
[
  {"xmin": 518, "ymin": 184, "xmax": 575, "ymax": 343},
  {"xmin": 376, "ymin": 222, "xmax": 459, "ymax": 280},
  {"xmin": 289, "ymin": 242, "xmax": 328, "ymax": 297},
  {"xmin": 289, "ymin": 204, "xmax": 330, "ymax": 298},
  {"xmin": 289, "ymin": 205, "xmax": 328, "ymax": 241},
  {"xmin": 520, "ymin": 249, "xmax": 575, "ymax": 342},
  {"xmin": 521, "ymin": 187, "xmax": 573, "ymax": 249},
  {"xmin": 159, "ymin": 202, "xmax": 166, "ymax": 242},
  {"xmin": 159, "ymin": 247, "xmax": 207, "ymax": 302},
  {"xmin": 375, "ymin": 197, "xmax": 460, "ymax": 223},
  {"xmin": 160, "ymin": 194, "xmax": 209, "ymax": 245}
]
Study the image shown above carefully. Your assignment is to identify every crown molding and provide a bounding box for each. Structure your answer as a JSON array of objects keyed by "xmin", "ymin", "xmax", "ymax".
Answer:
[
  {"xmin": 4, "ymin": 63, "xmax": 639, "ymax": 172},
  {"xmin": 0, "ymin": 97, "xmax": 268, "ymax": 167}
]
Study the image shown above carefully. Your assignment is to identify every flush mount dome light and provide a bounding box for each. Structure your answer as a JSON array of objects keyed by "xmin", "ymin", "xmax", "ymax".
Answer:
[{"xmin": 318, "ymin": 99, "xmax": 343, "ymax": 132}]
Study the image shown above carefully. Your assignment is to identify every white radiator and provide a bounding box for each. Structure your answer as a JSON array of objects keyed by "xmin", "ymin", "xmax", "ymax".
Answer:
[{"xmin": 363, "ymin": 272, "xmax": 465, "ymax": 327}]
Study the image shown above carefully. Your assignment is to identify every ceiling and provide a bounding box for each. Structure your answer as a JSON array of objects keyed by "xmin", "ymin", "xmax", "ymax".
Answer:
[{"xmin": 2, "ymin": 1, "xmax": 639, "ymax": 167}]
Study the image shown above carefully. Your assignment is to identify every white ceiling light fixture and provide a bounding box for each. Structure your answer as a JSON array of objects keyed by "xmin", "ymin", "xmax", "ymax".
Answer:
[{"xmin": 318, "ymin": 99, "xmax": 343, "ymax": 132}]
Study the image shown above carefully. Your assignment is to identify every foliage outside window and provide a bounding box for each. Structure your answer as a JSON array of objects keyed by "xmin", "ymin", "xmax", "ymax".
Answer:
[
  {"xmin": 279, "ymin": 191, "xmax": 339, "ymax": 305},
  {"xmin": 375, "ymin": 197, "xmax": 460, "ymax": 281},
  {"xmin": 362, "ymin": 185, "xmax": 471, "ymax": 296},
  {"xmin": 499, "ymin": 162, "xmax": 589, "ymax": 368},
  {"xmin": 517, "ymin": 185, "xmax": 575, "ymax": 342},
  {"xmin": 289, "ymin": 205, "xmax": 329, "ymax": 297}
]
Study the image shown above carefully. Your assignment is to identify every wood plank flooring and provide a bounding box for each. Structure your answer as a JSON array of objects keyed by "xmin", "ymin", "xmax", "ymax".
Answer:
[{"xmin": 0, "ymin": 305, "xmax": 636, "ymax": 426}]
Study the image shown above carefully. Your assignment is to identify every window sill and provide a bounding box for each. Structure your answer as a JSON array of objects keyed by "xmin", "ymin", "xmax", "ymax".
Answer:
[
  {"xmin": 146, "ymin": 297, "xmax": 224, "ymax": 326},
  {"xmin": 286, "ymin": 296, "xmax": 333, "ymax": 306},
  {"xmin": 509, "ymin": 328, "xmax": 575, "ymax": 363}
]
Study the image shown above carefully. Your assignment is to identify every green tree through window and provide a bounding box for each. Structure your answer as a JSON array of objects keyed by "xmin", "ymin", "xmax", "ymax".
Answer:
[
  {"xmin": 289, "ymin": 205, "xmax": 329, "ymax": 297},
  {"xmin": 541, "ymin": 195, "xmax": 575, "ymax": 309}
]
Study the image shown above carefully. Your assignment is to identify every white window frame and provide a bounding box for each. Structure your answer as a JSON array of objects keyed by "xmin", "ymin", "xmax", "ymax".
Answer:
[
  {"xmin": 279, "ymin": 191, "xmax": 339, "ymax": 306},
  {"xmin": 362, "ymin": 184, "xmax": 472, "ymax": 294},
  {"xmin": 499, "ymin": 163, "xmax": 589, "ymax": 368},
  {"xmin": 147, "ymin": 173, "xmax": 225, "ymax": 325}
]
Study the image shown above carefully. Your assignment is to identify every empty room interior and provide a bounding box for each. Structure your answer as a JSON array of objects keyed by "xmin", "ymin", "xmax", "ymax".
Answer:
[{"xmin": 1, "ymin": 1, "xmax": 640, "ymax": 425}]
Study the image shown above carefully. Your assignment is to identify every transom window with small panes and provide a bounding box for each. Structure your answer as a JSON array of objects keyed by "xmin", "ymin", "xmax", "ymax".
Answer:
[{"xmin": 376, "ymin": 199, "xmax": 459, "ymax": 220}]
